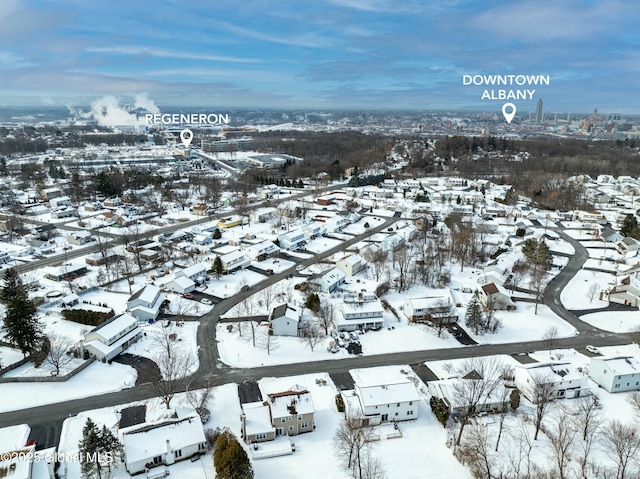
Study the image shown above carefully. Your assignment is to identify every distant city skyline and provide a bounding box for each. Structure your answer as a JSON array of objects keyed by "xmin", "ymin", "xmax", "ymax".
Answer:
[{"xmin": 0, "ymin": 0, "xmax": 638, "ymax": 113}]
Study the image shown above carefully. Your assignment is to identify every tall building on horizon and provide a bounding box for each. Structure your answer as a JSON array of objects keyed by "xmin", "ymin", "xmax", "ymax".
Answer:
[{"xmin": 535, "ymin": 99, "xmax": 543, "ymax": 125}]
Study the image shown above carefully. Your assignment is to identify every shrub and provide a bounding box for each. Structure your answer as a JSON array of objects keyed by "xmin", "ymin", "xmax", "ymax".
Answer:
[
  {"xmin": 335, "ymin": 394, "xmax": 345, "ymax": 412},
  {"xmin": 62, "ymin": 309, "xmax": 114, "ymax": 326}
]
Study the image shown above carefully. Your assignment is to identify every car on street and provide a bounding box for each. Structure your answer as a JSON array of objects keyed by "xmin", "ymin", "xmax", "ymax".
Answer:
[
  {"xmin": 296, "ymin": 264, "xmax": 305, "ymax": 272},
  {"xmin": 200, "ymin": 298, "xmax": 213, "ymax": 305},
  {"xmin": 182, "ymin": 293, "xmax": 194, "ymax": 299}
]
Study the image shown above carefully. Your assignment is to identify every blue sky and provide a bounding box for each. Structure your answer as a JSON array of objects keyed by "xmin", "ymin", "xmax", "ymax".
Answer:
[{"xmin": 0, "ymin": 0, "xmax": 638, "ymax": 113}]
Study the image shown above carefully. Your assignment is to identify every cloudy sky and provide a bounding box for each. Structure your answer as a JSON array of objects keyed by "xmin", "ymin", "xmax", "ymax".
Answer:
[{"xmin": 0, "ymin": 0, "xmax": 638, "ymax": 113}]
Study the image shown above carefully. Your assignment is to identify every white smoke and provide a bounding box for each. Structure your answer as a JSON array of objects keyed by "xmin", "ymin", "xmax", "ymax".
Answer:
[{"xmin": 73, "ymin": 94, "xmax": 160, "ymax": 127}]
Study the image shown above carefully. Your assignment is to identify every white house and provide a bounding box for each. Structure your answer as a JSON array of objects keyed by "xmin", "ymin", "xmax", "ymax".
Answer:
[
  {"xmin": 403, "ymin": 296, "xmax": 457, "ymax": 324},
  {"xmin": 241, "ymin": 402, "xmax": 276, "ymax": 443},
  {"xmin": 607, "ymin": 276, "xmax": 640, "ymax": 307},
  {"xmin": 127, "ymin": 284, "xmax": 165, "ymax": 322},
  {"xmin": 336, "ymin": 254, "xmax": 366, "ymax": 277},
  {"xmin": 514, "ymin": 362, "xmax": 590, "ymax": 401},
  {"xmin": 278, "ymin": 229, "xmax": 306, "ymax": 251},
  {"xmin": 121, "ymin": 409, "xmax": 206, "ymax": 475},
  {"xmin": 336, "ymin": 295, "xmax": 384, "ymax": 332},
  {"xmin": 175, "ymin": 263, "xmax": 208, "ymax": 283},
  {"xmin": 313, "ymin": 267, "xmax": 346, "ymax": 293},
  {"xmin": 269, "ymin": 303, "xmax": 302, "ymax": 337},
  {"xmin": 589, "ymin": 356, "xmax": 640, "ymax": 393},
  {"xmin": 220, "ymin": 249, "xmax": 251, "ymax": 273},
  {"xmin": 245, "ymin": 240, "xmax": 279, "ymax": 261},
  {"xmin": 477, "ymin": 283, "xmax": 516, "ymax": 310},
  {"xmin": 83, "ymin": 313, "xmax": 142, "ymax": 361},
  {"xmin": 427, "ymin": 378, "xmax": 511, "ymax": 416},
  {"xmin": 343, "ymin": 378, "xmax": 420, "ymax": 426},
  {"xmin": 68, "ymin": 230, "xmax": 94, "ymax": 245},
  {"xmin": 164, "ymin": 276, "xmax": 196, "ymax": 295},
  {"xmin": 324, "ymin": 216, "xmax": 348, "ymax": 233},
  {"xmin": 302, "ymin": 222, "xmax": 326, "ymax": 240}
]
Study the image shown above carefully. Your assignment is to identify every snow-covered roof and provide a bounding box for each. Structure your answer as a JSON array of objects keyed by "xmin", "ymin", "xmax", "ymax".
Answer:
[
  {"xmin": 121, "ymin": 411, "xmax": 205, "ymax": 465},
  {"xmin": 356, "ymin": 380, "xmax": 419, "ymax": 408},
  {"xmin": 177, "ymin": 262, "xmax": 208, "ymax": 278},
  {"xmin": 169, "ymin": 276, "xmax": 195, "ymax": 288},
  {"xmin": 84, "ymin": 324, "xmax": 140, "ymax": 356},
  {"xmin": 591, "ymin": 356, "xmax": 640, "ymax": 375},
  {"xmin": 90, "ymin": 313, "xmax": 138, "ymax": 343},
  {"xmin": 128, "ymin": 284, "xmax": 160, "ymax": 306},
  {"xmin": 265, "ymin": 385, "xmax": 314, "ymax": 418},
  {"xmin": 242, "ymin": 402, "xmax": 275, "ymax": 436}
]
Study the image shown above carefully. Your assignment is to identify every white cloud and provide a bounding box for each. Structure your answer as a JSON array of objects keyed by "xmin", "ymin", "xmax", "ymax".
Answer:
[{"xmin": 85, "ymin": 46, "xmax": 261, "ymax": 63}]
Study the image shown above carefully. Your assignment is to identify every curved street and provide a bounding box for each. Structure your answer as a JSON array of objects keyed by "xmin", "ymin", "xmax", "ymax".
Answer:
[{"xmin": 2, "ymin": 221, "xmax": 636, "ymax": 448}]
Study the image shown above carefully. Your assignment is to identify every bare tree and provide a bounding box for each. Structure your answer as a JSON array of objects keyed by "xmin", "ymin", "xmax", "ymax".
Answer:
[
  {"xmin": 548, "ymin": 407, "xmax": 577, "ymax": 479},
  {"xmin": 392, "ymin": 244, "xmax": 414, "ymax": 292},
  {"xmin": 118, "ymin": 254, "xmax": 137, "ymax": 294},
  {"xmin": 152, "ymin": 345, "xmax": 196, "ymax": 409},
  {"xmin": 451, "ymin": 357, "xmax": 502, "ymax": 446},
  {"xmin": 258, "ymin": 325, "xmax": 278, "ymax": 355},
  {"xmin": 508, "ymin": 261, "xmax": 528, "ymax": 293},
  {"xmin": 494, "ymin": 385, "xmax": 514, "ymax": 452},
  {"xmin": 457, "ymin": 424, "xmax": 501, "ymax": 479},
  {"xmin": 603, "ymin": 420, "xmax": 640, "ymax": 479},
  {"xmin": 43, "ymin": 333, "xmax": 74, "ymax": 376},
  {"xmin": 185, "ymin": 379, "xmax": 215, "ymax": 422},
  {"xmin": 334, "ymin": 415, "xmax": 377, "ymax": 479},
  {"xmin": 362, "ymin": 247, "xmax": 388, "ymax": 282},
  {"xmin": 300, "ymin": 323, "xmax": 324, "ymax": 351},
  {"xmin": 531, "ymin": 373, "xmax": 557, "ymax": 440},
  {"xmin": 317, "ymin": 300, "xmax": 336, "ymax": 335},
  {"xmin": 542, "ymin": 326, "xmax": 559, "ymax": 351},
  {"xmin": 586, "ymin": 282, "xmax": 601, "ymax": 303},
  {"xmin": 505, "ymin": 417, "xmax": 539, "ymax": 479},
  {"xmin": 628, "ymin": 392, "xmax": 640, "ymax": 417},
  {"xmin": 258, "ymin": 286, "xmax": 277, "ymax": 314},
  {"xmin": 573, "ymin": 395, "xmax": 603, "ymax": 478}
]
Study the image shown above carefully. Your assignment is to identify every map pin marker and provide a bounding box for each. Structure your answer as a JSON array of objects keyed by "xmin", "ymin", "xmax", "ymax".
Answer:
[
  {"xmin": 502, "ymin": 103, "xmax": 516, "ymax": 123},
  {"xmin": 180, "ymin": 128, "xmax": 193, "ymax": 147}
]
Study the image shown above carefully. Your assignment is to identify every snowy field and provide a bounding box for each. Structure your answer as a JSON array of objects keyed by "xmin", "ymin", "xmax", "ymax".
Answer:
[
  {"xmin": 580, "ymin": 310, "xmax": 640, "ymax": 333},
  {"xmin": 560, "ymin": 269, "xmax": 613, "ymax": 310},
  {"xmin": 0, "ymin": 361, "xmax": 136, "ymax": 413}
]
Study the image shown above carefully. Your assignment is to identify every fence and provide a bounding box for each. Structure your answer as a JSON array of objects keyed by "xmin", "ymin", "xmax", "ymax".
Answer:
[{"xmin": 0, "ymin": 356, "xmax": 96, "ymax": 383}]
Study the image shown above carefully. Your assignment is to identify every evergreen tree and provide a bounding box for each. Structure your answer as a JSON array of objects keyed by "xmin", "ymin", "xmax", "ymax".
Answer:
[
  {"xmin": 79, "ymin": 418, "xmax": 102, "ymax": 479},
  {"xmin": 213, "ymin": 429, "xmax": 253, "ymax": 479},
  {"xmin": 213, "ymin": 256, "xmax": 224, "ymax": 279},
  {"xmin": 1, "ymin": 268, "xmax": 42, "ymax": 356},
  {"xmin": 0, "ymin": 268, "xmax": 21, "ymax": 304},
  {"xmin": 621, "ymin": 214, "xmax": 640, "ymax": 239},
  {"xmin": 465, "ymin": 294, "xmax": 484, "ymax": 335},
  {"xmin": 213, "ymin": 228, "xmax": 222, "ymax": 240}
]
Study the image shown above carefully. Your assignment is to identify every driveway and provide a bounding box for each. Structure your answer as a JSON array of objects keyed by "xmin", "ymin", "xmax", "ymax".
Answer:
[{"xmin": 113, "ymin": 354, "xmax": 161, "ymax": 385}]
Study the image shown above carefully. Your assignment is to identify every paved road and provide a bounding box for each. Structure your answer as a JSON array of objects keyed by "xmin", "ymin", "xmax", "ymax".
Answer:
[{"xmin": 7, "ymin": 218, "xmax": 636, "ymax": 449}]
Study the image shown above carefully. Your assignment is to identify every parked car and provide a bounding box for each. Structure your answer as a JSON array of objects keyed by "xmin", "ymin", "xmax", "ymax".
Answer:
[
  {"xmin": 182, "ymin": 293, "xmax": 194, "ymax": 299},
  {"xmin": 296, "ymin": 264, "xmax": 305, "ymax": 272},
  {"xmin": 349, "ymin": 331, "xmax": 359, "ymax": 341},
  {"xmin": 200, "ymin": 298, "xmax": 213, "ymax": 305},
  {"xmin": 586, "ymin": 345, "xmax": 599, "ymax": 354}
]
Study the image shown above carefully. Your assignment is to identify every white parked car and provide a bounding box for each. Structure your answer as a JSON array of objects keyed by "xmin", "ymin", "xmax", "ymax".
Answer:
[
  {"xmin": 296, "ymin": 264, "xmax": 305, "ymax": 272},
  {"xmin": 200, "ymin": 298, "xmax": 213, "ymax": 305}
]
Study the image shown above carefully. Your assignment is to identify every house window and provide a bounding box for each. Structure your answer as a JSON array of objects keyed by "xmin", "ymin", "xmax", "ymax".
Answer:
[
  {"xmin": 256, "ymin": 433, "xmax": 267, "ymax": 440},
  {"xmin": 288, "ymin": 426, "xmax": 294, "ymax": 431},
  {"xmin": 395, "ymin": 412, "xmax": 398, "ymax": 416},
  {"xmin": 153, "ymin": 456, "xmax": 162, "ymax": 465},
  {"xmin": 409, "ymin": 401, "xmax": 413, "ymax": 406},
  {"xmin": 297, "ymin": 415, "xmax": 302, "ymax": 421},
  {"xmin": 288, "ymin": 416, "xmax": 292, "ymax": 421},
  {"xmin": 281, "ymin": 418, "xmax": 286, "ymax": 423},
  {"xmin": 396, "ymin": 403, "xmax": 400, "ymax": 407},
  {"xmin": 175, "ymin": 449, "xmax": 182, "ymax": 458},
  {"xmin": 615, "ymin": 384, "xmax": 620, "ymax": 389},
  {"xmin": 408, "ymin": 410, "xmax": 414, "ymax": 415},
  {"xmin": 198, "ymin": 443, "xmax": 205, "ymax": 451},
  {"xmin": 301, "ymin": 422, "xmax": 309, "ymax": 428}
]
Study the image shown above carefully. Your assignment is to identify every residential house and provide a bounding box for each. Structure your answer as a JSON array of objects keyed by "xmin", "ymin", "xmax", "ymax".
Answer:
[
  {"xmin": 220, "ymin": 250, "xmax": 251, "ymax": 273},
  {"xmin": 607, "ymin": 276, "xmax": 640, "ymax": 307},
  {"xmin": 43, "ymin": 264, "xmax": 88, "ymax": 282},
  {"xmin": 616, "ymin": 236, "xmax": 640, "ymax": 255},
  {"xmin": 302, "ymin": 222, "xmax": 326, "ymax": 240},
  {"xmin": 83, "ymin": 313, "xmax": 142, "ymax": 361},
  {"xmin": 41, "ymin": 187, "xmax": 62, "ymax": 200},
  {"xmin": 263, "ymin": 385, "xmax": 315, "ymax": 437},
  {"xmin": 336, "ymin": 254, "xmax": 366, "ymax": 277},
  {"xmin": 218, "ymin": 216, "xmax": 247, "ymax": 229},
  {"xmin": 336, "ymin": 295, "xmax": 384, "ymax": 332},
  {"xmin": 121, "ymin": 409, "xmax": 206, "ymax": 475},
  {"xmin": 477, "ymin": 283, "xmax": 516, "ymax": 310},
  {"xmin": 241, "ymin": 401, "xmax": 276, "ymax": 443},
  {"xmin": 403, "ymin": 296, "xmax": 458, "ymax": 324},
  {"xmin": 324, "ymin": 216, "xmax": 349, "ymax": 233},
  {"xmin": 50, "ymin": 195, "xmax": 72, "ymax": 209},
  {"xmin": 68, "ymin": 230, "xmax": 94, "ymax": 246},
  {"xmin": 313, "ymin": 267, "xmax": 346, "ymax": 293},
  {"xmin": 175, "ymin": 263, "xmax": 208, "ymax": 283},
  {"xmin": 245, "ymin": 240, "xmax": 279, "ymax": 261},
  {"xmin": 343, "ymin": 378, "xmax": 420, "ymax": 426},
  {"xmin": 381, "ymin": 233, "xmax": 405, "ymax": 252},
  {"xmin": 190, "ymin": 204, "xmax": 211, "ymax": 216},
  {"xmin": 428, "ymin": 378, "xmax": 511, "ymax": 416},
  {"xmin": 165, "ymin": 276, "xmax": 196, "ymax": 295},
  {"xmin": 269, "ymin": 303, "xmax": 302, "ymax": 337},
  {"xmin": 51, "ymin": 207, "xmax": 78, "ymax": 219},
  {"xmin": 85, "ymin": 250, "xmax": 122, "ymax": 266},
  {"xmin": 278, "ymin": 229, "xmax": 306, "ymax": 251},
  {"xmin": 0, "ymin": 443, "xmax": 55, "ymax": 479},
  {"xmin": 127, "ymin": 284, "xmax": 165, "ymax": 322},
  {"xmin": 32, "ymin": 223, "xmax": 57, "ymax": 241},
  {"xmin": 514, "ymin": 362, "xmax": 590, "ymax": 401},
  {"xmin": 589, "ymin": 356, "xmax": 640, "ymax": 393}
]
